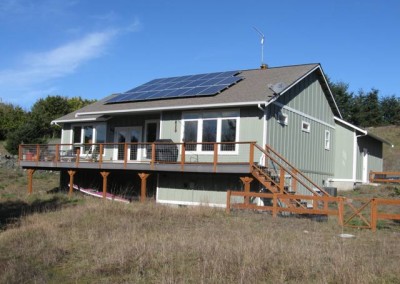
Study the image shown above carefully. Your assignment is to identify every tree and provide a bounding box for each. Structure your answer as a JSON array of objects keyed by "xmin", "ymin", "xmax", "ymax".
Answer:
[
  {"xmin": 380, "ymin": 95, "xmax": 400, "ymax": 125},
  {"xmin": 67, "ymin": 96, "xmax": 97, "ymax": 111},
  {"xmin": 30, "ymin": 95, "xmax": 71, "ymax": 138},
  {"xmin": 328, "ymin": 80, "xmax": 354, "ymax": 122},
  {"xmin": 0, "ymin": 102, "xmax": 28, "ymax": 140},
  {"xmin": 5, "ymin": 121, "xmax": 46, "ymax": 155},
  {"xmin": 352, "ymin": 89, "xmax": 383, "ymax": 127}
]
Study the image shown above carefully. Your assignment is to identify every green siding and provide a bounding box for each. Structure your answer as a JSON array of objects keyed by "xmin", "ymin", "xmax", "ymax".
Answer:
[
  {"xmin": 161, "ymin": 111, "xmax": 181, "ymax": 142},
  {"xmin": 266, "ymin": 72, "xmax": 335, "ymax": 188},
  {"xmin": 356, "ymin": 136, "xmax": 383, "ymax": 180},
  {"xmin": 334, "ymin": 123, "xmax": 354, "ymax": 179},
  {"xmin": 61, "ymin": 124, "xmax": 72, "ymax": 144},
  {"xmin": 278, "ymin": 72, "xmax": 335, "ymax": 125}
]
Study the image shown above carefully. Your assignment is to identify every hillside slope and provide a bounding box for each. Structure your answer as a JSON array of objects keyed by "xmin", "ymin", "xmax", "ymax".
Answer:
[{"xmin": 368, "ymin": 125, "xmax": 400, "ymax": 171}]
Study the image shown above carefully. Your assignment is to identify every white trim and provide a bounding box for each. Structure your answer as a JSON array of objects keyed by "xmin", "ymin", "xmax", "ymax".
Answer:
[
  {"xmin": 75, "ymin": 101, "xmax": 264, "ymax": 117},
  {"xmin": 159, "ymin": 112, "xmax": 164, "ymax": 138},
  {"xmin": 334, "ymin": 117, "xmax": 366, "ymax": 134},
  {"xmin": 301, "ymin": 121, "xmax": 311, "ymax": 133},
  {"xmin": 273, "ymin": 101, "xmax": 335, "ymax": 129},
  {"xmin": 263, "ymin": 108, "xmax": 267, "ymax": 148},
  {"xmin": 324, "ymin": 130, "xmax": 331, "ymax": 150},
  {"xmin": 156, "ymin": 199, "xmax": 226, "ymax": 208},
  {"xmin": 352, "ymin": 132, "xmax": 357, "ymax": 180},
  {"xmin": 329, "ymin": 178, "xmax": 362, "ymax": 182},
  {"xmin": 181, "ymin": 109, "xmax": 240, "ymax": 155}
]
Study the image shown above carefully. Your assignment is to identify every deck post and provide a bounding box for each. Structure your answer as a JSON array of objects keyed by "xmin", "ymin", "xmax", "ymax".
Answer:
[
  {"xmin": 100, "ymin": 171, "xmax": 110, "ymax": 199},
  {"xmin": 67, "ymin": 170, "xmax": 76, "ymax": 196},
  {"xmin": 181, "ymin": 143, "xmax": 186, "ymax": 172},
  {"xmin": 55, "ymin": 144, "xmax": 60, "ymax": 164},
  {"xmin": 240, "ymin": 176, "xmax": 253, "ymax": 205},
  {"xmin": 138, "ymin": 173, "xmax": 150, "ymax": 203},
  {"xmin": 27, "ymin": 169, "xmax": 35, "ymax": 194},
  {"xmin": 213, "ymin": 143, "xmax": 218, "ymax": 173},
  {"xmin": 249, "ymin": 143, "xmax": 255, "ymax": 172},
  {"xmin": 99, "ymin": 144, "xmax": 104, "ymax": 166},
  {"xmin": 124, "ymin": 143, "xmax": 128, "ymax": 169},
  {"xmin": 151, "ymin": 143, "xmax": 155, "ymax": 170}
]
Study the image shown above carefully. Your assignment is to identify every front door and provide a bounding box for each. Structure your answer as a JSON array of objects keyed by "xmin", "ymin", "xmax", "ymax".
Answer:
[{"xmin": 114, "ymin": 127, "xmax": 142, "ymax": 161}]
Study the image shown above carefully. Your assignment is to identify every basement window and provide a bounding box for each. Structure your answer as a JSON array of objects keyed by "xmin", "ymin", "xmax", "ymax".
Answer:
[{"xmin": 301, "ymin": 121, "xmax": 310, "ymax": 133}]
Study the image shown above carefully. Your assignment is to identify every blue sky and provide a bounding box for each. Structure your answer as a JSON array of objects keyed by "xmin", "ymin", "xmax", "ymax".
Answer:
[{"xmin": 0, "ymin": 0, "xmax": 399, "ymax": 109}]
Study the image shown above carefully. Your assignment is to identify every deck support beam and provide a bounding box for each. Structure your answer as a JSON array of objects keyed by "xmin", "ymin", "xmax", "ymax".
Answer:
[
  {"xmin": 27, "ymin": 169, "xmax": 36, "ymax": 194},
  {"xmin": 240, "ymin": 176, "xmax": 253, "ymax": 205},
  {"xmin": 138, "ymin": 173, "xmax": 150, "ymax": 203},
  {"xmin": 68, "ymin": 170, "xmax": 76, "ymax": 196},
  {"xmin": 100, "ymin": 171, "xmax": 110, "ymax": 199}
]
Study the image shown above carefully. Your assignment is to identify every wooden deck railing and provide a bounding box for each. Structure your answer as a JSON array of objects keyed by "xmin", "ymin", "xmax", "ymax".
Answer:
[
  {"xmin": 18, "ymin": 141, "xmax": 255, "ymax": 171},
  {"xmin": 369, "ymin": 171, "xmax": 400, "ymax": 184},
  {"xmin": 226, "ymin": 190, "xmax": 400, "ymax": 232}
]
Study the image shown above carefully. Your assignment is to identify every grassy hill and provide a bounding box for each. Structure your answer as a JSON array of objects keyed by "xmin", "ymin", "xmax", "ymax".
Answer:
[{"xmin": 367, "ymin": 125, "xmax": 400, "ymax": 171}]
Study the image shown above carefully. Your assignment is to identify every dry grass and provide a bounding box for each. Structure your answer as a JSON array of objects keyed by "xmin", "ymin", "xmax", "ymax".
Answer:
[
  {"xmin": 1, "ymin": 199, "xmax": 400, "ymax": 283},
  {"xmin": 1, "ymin": 146, "xmax": 400, "ymax": 283}
]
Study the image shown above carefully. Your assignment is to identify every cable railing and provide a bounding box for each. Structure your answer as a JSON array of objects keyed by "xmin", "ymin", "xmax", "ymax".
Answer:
[{"xmin": 19, "ymin": 141, "xmax": 253, "ymax": 171}]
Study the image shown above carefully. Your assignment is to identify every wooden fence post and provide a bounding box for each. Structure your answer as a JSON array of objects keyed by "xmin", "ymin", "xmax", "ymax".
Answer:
[
  {"xmin": 27, "ymin": 169, "xmax": 35, "ymax": 194},
  {"xmin": 213, "ymin": 143, "xmax": 218, "ymax": 173},
  {"xmin": 338, "ymin": 197, "xmax": 344, "ymax": 226},
  {"xmin": 240, "ymin": 177, "xmax": 253, "ymax": 205},
  {"xmin": 272, "ymin": 193, "xmax": 278, "ymax": 217},
  {"xmin": 139, "ymin": 173, "xmax": 150, "ymax": 203},
  {"xmin": 226, "ymin": 190, "xmax": 231, "ymax": 214},
  {"xmin": 371, "ymin": 198, "xmax": 377, "ymax": 232}
]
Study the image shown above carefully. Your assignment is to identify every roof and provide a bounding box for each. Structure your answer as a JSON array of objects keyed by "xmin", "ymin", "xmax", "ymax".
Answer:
[
  {"xmin": 334, "ymin": 117, "xmax": 394, "ymax": 147},
  {"xmin": 53, "ymin": 63, "xmax": 340, "ymax": 123}
]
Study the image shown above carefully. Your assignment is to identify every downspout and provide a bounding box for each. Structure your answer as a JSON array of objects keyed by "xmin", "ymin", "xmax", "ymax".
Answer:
[{"xmin": 257, "ymin": 103, "xmax": 267, "ymax": 148}]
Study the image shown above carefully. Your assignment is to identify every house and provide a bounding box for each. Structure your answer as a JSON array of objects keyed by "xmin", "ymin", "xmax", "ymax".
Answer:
[{"xmin": 19, "ymin": 63, "xmax": 391, "ymax": 207}]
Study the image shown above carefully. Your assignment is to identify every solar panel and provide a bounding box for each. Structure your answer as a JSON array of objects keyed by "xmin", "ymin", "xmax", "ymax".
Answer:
[{"xmin": 106, "ymin": 70, "xmax": 242, "ymax": 104}]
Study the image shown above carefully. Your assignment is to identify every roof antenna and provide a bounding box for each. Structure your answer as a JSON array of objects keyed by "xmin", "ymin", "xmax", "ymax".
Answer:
[{"xmin": 253, "ymin": 27, "xmax": 267, "ymax": 69}]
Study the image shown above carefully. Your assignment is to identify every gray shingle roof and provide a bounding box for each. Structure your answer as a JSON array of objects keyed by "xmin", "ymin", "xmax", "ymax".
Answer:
[{"xmin": 53, "ymin": 63, "xmax": 324, "ymax": 123}]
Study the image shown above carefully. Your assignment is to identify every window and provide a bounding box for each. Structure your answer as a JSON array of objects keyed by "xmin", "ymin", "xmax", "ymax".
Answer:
[
  {"xmin": 182, "ymin": 110, "xmax": 239, "ymax": 153},
  {"xmin": 325, "ymin": 130, "xmax": 330, "ymax": 150},
  {"xmin": 183, "ymin": 121, "xmax": 198, "ymax": 151},
  {"xmin": 71, "ymin": 124, "xmax": 104, "ymax": 155},
  {"xmin": 301, "ymin": 121, "xmax": 310, "ymax": 133}
]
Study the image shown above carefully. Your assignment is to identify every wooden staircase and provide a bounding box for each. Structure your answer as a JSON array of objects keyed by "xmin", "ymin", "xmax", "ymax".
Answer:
[{"xmin": 250, "ymin": 144, "xmax": 331, "ymax": 210}]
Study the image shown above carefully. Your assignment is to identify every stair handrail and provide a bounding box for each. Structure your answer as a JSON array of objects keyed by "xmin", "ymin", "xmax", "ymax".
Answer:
[{"xmin": 254, "ymin": 144, "xmax": 330, "ymax": 196}]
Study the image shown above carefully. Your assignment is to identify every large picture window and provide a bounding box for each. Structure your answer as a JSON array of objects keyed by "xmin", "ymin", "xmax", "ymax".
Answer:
[
  {"xmin": 182, "ymin": 110, "xmax": 239, "ymax": 153},
  {"xmin": 71, "ymin": 124, "xmax": 105, "ymax": 154}
]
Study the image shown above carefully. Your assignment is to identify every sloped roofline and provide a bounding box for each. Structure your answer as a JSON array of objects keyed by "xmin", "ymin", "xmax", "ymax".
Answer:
[
  {"xmin": 334, "ymin": 117, "xmax": 394, "ymax": 147},
  {"xmin": 276, "ymin": 64, "xmax": 342, "ymax": 119},
  {"xmin": 74, "ymin": 64, "xmax": 340, "ymax": 118}
]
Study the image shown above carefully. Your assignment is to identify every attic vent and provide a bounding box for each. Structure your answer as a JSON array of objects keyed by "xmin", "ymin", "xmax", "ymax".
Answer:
[{"xmin": 268, "ymin": 82, "xmax": 287, "ymax": 94}]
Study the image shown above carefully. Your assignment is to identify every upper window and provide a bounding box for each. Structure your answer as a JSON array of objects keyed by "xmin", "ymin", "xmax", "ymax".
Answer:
[
  {"xmin": 301, "ymin": 121, "xmax": 310, "ymax": 133},
  {"xmin": 71, "ymin": 124, "xmax": 105, "ymax": 154},
  {"xmin": 325, "ymin": 130, "xmax": 331, "ymax": 150},
  {"xmin": 182, "ymin": 110, "xmax": 239, "ymax": 153}
]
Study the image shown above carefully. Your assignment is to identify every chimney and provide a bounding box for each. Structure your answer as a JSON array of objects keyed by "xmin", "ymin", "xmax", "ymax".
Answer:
[{"xmin": 260, "ymin": 63, "xmax": 268, "ymax": 69}]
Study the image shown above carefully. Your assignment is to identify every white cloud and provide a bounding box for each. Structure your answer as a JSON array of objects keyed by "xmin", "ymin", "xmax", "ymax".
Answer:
[{"xmin": 0, "ymin": 17, "xmax": 141, "ymax": 108}]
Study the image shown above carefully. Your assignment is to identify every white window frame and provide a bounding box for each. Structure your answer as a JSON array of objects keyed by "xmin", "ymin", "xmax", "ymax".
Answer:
[
  {"xmin": 301, "ymin": 121, "xmax": 311, "ymax": 133},
  {"xmin": 181, "ymin": 110, "xmax": 240, "ymax": 155},
  {"xmin": 324, "ymin": 130, "xmax": 331, "ymax": 150},
  {"xmin": 70, "ymin": 123, "xmax": 106, "ymax": 156}
]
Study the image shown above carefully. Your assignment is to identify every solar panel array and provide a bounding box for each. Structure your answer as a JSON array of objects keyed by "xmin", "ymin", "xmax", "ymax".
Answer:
[{"xmin": 106, "ymin": 71, "xmax": 242, "ymax": 104}]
